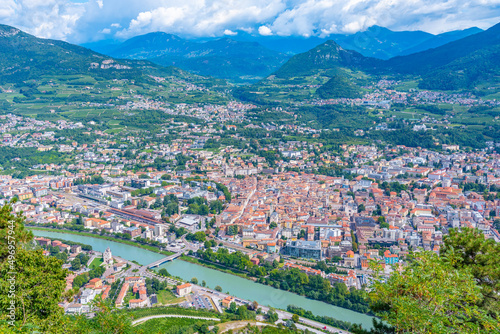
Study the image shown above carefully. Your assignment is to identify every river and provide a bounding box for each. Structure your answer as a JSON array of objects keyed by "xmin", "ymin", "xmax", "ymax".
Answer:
[{"xmin": 32, "ymin": 229, "xmax": 374, "ymax": 329}]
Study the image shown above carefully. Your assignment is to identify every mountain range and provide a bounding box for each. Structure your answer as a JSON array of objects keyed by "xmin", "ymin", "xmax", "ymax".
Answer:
[
  {"xmin": 231, "ymin": 26, "xmax": 483, "ymax": 59},
  {"xmin": 84, "ymin": 33, "xmax": 289, "ymax": 83},
  {"xmin": 0, "ymin": 24, "xmax": 191, "ymax": 86},
  {"xmin": 82, "ymin": 25, "xmax": 483, "ymax": 83},
  {"xmin": 235, "ymin": 22, "xmax": 500, "ymax": 103},
  {"xmin": 1, "ymin": 21, "xmax": 499, "ymax": 102}
]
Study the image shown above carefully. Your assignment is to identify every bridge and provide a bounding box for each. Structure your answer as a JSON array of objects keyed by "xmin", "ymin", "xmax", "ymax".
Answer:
[{"xmin": 147, "ymin": 251, "xmax": 185, "ymax": 268}]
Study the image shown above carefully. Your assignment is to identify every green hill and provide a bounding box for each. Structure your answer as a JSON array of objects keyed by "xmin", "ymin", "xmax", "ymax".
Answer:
[
  {"xmin": 0, "ymin": 24, "xmax": 208, "ymax": 85},
  {"xmin": 274, "ymin": 40, "xmax": 379, "ymax": 79},
  {"xmin": 377, "ymin": 22, "xmax": 500, "ymax": 90},
  {"xmin": 316, "ymin": 73, "xmax": 362, "ymax": 99}
]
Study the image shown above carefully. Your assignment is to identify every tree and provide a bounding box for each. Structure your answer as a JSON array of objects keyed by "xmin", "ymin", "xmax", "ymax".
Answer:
[
  {"xmin": 357, "ymin": 204, "xmax": 365, "ymax": 213},
  {"xmin": 214, "ymin": 285, "xmax": 222, "ymax": 292},
  {"xmin": 190, "ymin": 277, "xmax": 198, "ymax": 284},
  {"xmin": 440, "ymin": 228, "xmax": 500, "ymax": 316},
  {"xmin": 0, "ymin": 199, "xmax": 32, "ymax": 263},
  {"xmin": 0, "ymin": 248, "xmax": 67, "ymax": 328},
  {"xmin": 370, "ymin": 251, "xmax": 499, "ymax": 333},
  {"xmin": 266, "ymin": 309, "xmax": 279, "ymax": 323},
  {"xmin": 192, "ymin": 231, "xmax": 206, "ymax": 242},
  {"xmin": 229, "ymin": 301, "xmax": 237, "ymax": 313},
  {"xmin": 71, "ymin": 258, "xmax": 81, "ymax": 270},
  {"xmin": 291, "ymin": 314, "xmax": 300, "ymax": 323},
  {"xmin": 158, "ymin": 268, "xmax": 170, "ymax": 277}
]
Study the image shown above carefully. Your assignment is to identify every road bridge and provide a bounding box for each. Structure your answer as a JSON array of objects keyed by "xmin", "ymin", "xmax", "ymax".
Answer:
[{"xmin": 146, "ymin": 251, "xmax": 184, "ymax": 268}]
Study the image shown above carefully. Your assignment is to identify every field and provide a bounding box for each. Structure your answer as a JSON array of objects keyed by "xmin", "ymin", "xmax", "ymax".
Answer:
[
  {"xmin": 157, "ymin": 290, "xmax": 185, "ymax": 305},
  {"xmin": 134, "ymin": 317, "xmax": 212, "ymax": 333},
  {"xmin": 123, "ymin": 306, "xmax": 220, "ymax": 320},
  {"xmin": 89, "ymin": 257, "xmax": 103, "ymax": 269}
]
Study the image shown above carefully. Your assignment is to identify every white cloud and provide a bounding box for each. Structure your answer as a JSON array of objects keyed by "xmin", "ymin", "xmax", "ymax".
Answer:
[
  {"xmin": 0, "ymin": 0, "xmax": 84, "ymax": 40},
  {"xmin": 223, "ymin": 29, "xmax": 237, "ymax": 35},
  {"xmin": 258, "ymin": 25, "xmax": 273, "ymax": 35},
  {"xmin": 0, "ymin": 0, "xmax": 499, "ymax": 42}
]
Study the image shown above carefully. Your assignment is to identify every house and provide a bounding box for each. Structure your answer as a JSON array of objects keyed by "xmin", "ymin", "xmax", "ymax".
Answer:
[
  {"xmin": 80, "ymin": 288, "xmax": 98, "ymax": 304},
  {"xmin": 115, "ymin": 283, "xmax": 130, "ymax": 307},
  {"xmin": 221, "ymin": 296, "xmax": 234, "ymax": 308},
  {"xmin": 65, "ymin": 303, "xmax": 87, "ymax": 314},
  {"xmin": 176, "ymin": 283, "xmax": 192, "ymax": 297},
  {"xmin": 384, "ymin": 250, "xmax": 399, "ymax": 265},
  {"xmin": 86, "ymin": 278, "xmax": 103, "ymax": 289},
  {"xmin": 283, "ymin": 240, "xmax": 322, "ymax": 260},
  {"xmin": 129, "ymin": 298, "xmax": 149, "ymax": 308},
  {"xmin": 35, "ymin": 237, "xmax": 52, "ymax": 247},
  {"xmin": 70, "ymin": 245, "xmax": 82, "ymax": 254}
]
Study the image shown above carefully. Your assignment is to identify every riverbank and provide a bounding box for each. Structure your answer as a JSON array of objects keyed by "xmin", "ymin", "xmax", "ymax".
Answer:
[
  {"xmin": 27, "ymin": 226, "xmax": 174, "ymax": 257},
  {"xmin": 180, "ymin": 255, "xmax": 257, "ymax": 281}
]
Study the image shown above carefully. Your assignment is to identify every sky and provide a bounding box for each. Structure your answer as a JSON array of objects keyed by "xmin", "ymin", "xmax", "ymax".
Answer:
[{"xmin": 0, "ymin": 0, "xmax": 499, "ymax": 43}]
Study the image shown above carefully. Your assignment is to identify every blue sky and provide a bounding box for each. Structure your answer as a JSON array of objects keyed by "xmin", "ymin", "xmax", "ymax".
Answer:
[{"xmin": 1, "ymin": 0, "xmax": 499, "ymax": 43}]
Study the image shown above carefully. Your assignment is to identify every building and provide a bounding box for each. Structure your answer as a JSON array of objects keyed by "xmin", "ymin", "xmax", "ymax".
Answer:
[
  {"xmin": 221, "ymin": 296, "xmax": 234, "ymax": 308},
  {"xmin": 124, "ymin": 226, "xmax": 141, "ymax": 238},
  {"xmin": 176, "ymin": 215, "xmax": 202, "ymax": 232},
  {"xmin": 384, "ymin": 250, "xmax": 399, "ymax": 265},
  {"xmin": 103, "ymin": 247, "xmax": 113, "ymax": 266},
  {"xmin": 129, "ymin": 298, "xmax": 149, "ymax": 308},
  {"xmin": 176, "ymin": 283, "xmax": 192, "ymax": 297},
  {"xmin": 283, "ymin": 240, "xmax": 322, "ymax": 260}
]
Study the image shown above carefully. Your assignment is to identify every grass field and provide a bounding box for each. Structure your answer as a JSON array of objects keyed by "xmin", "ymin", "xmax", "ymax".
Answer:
[
  {"xmin": 135, "ymin": 317, "xmax": 212, "ymax": 333},
  {"xmin": 89, "ymin": 257, "xmax": 103, "ymax": 269},
  {"xmin": 157, "ymin": 290, "xmax": 185, "ymax": 305}
]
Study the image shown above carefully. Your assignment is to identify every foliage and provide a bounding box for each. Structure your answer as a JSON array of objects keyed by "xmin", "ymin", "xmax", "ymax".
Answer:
[
  {"xmin": 440, "ymin": 228, "xmax": 500, "ymax": 316},
  {"xmin": 316, "ymin": 74, "xmax": 362, "ymax": 99},
  {"xmin": 0, "ymin": 200, "xmax": 33, "ymax": 262},
  {"xmin": 370, "ymin": 251, "xmax": 500, "ymax": 333},
  {"xmin": 73, "ymin": 175, "xmax": 105, "ymax": 185},
  {"xmin": 287, "ymin": 305, "xmax": 357, "ymax": 331}
]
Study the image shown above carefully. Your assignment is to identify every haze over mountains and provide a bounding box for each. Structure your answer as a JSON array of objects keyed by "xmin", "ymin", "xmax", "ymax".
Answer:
[
  {"xmin": 85, "ymin": 33, "xmax": 289, "ymax": 83},
  {"xmin": 232, "ymin": 26, "xmax": 483, "ymax": 58},
  {"xmin": 82, "ymin": 25, "xmax": 483, "ymax": 83}
]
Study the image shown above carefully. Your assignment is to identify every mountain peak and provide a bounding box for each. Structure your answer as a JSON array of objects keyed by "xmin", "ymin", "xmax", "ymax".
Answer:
[{"xmin": 0, "ymin": 24, "xmax": 21, "ymax": 38}]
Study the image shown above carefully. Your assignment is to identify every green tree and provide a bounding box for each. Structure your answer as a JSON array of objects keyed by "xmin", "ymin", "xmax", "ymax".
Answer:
[
  {"xmin": 0, "ymin": 248, "xmax": 67, "ymax": 329},
  {"xmin": 0, "ymin": 200, "xmax": 32, "ymax": 263},
  {"xmin": 158, "ymin": 268, "xmax": 170, "ymax": 277},
  {"xmin": 440, "ymin": 228, "xmax": 500, "ymax": 316},
  {"xmin": 71, "ymin": 258, "xmax": 81, "ymax": 270},
  {"xmin": 291, "ymin": 314, "xmax": 300, "ymax": 323},
  {"xmin": 266, "ymin": 309, "xmax": 279, "ymax": 323},
  {"xmin": 191, "ymin": 277, "xmax": 198, "ymax": 284},
  {"xmin": 370, "ymin": 252, "xmax": 499, "ymax": 333}
]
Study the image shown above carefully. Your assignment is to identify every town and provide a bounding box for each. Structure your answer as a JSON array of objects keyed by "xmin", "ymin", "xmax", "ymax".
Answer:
[{"xmin": 1, "ymin": 119, "xmax": 497, "ymax": 322}]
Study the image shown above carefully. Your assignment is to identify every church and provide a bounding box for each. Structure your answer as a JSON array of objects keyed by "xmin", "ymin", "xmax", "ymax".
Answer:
[{"xmin": 102, "ymin": 247, "xmax": 114, "ymax": 266}]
